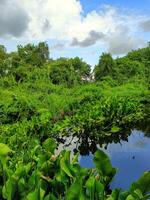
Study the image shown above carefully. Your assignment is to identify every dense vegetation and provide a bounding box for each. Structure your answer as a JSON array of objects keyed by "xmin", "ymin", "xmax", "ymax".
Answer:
[{"xmin": 0, "ymin": 42, "xmax": 150, "ymax": 199}]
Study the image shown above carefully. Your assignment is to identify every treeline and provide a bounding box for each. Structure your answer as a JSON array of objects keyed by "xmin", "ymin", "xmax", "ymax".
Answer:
[
  {"xmin": 0, "ymin": 42, "xmax": 150, "ymax": 87},
  {"xmin": 94, "ymin": 45, "xmax": 150, "ymax": 85},
  {"xmin": 0, "ymin": 42, "xmax": 90, "ymax": 87}
]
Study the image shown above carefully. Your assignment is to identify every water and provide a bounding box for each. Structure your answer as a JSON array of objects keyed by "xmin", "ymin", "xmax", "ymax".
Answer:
[
  {"xmin": 79, "ymin": 129, "xmax": 150, "ymax": 190},
  {"xmin": 57, "ymin": 128, "xmax": 150, "ymax": 190}
]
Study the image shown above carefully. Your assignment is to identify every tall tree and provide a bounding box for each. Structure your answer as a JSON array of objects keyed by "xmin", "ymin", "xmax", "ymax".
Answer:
[
  {"xmin": 0, "ymin": 45, "xmax": 7, "ymax": 76},
  {"xmin": 94, "ymin": 53, "xmax": 115, "ymax": 80},
  {"xmin": 69, "ymin": 57, "xmax": 91, "ymax": 78},
  {"xmin": 17, "ymin": 42, "xmax": 49, "ymax": 67},
  {"xmin": 49, "ymin": 59, "xmax": 79, "ymax": 87},
  {"xmin": 0, "ymin": 45, "xmax": 7, "ymax": 60}
]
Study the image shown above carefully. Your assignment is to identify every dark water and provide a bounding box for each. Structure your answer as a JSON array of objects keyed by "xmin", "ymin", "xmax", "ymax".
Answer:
[{"xmin": 57, "ymin": 128, "xmax": 150, "ymax": 190}]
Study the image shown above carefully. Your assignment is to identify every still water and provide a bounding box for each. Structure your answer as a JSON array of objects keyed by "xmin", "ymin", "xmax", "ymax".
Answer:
[{"xmin": 57, "ymin": 129, "xmax": 150, "ymax": 190}]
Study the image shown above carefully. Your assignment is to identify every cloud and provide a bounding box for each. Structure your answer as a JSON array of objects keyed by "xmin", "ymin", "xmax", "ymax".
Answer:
[
  {"xmin": 139, "ymin": 19, "xmax": 150, "ymax": 32},
  {"xmin": 107, "ymin": 35, "xmax": 144, "ymax": 55},
  {"xmin": 0, "ymin": 0, "xmax": 8, "ymax": 5},
  {"xmin": 106, "ymin": 25, "xmax": 145, "ymax": 55},
  {"xmin": 21, "ymin": 0, "xmax": 82, "ymax": 40},
  {"xmin": 50, "ymin": 43, "xmax": 65, "ymax": 50},
  {"xmin": 42, "ymin": 19, "xmax": 51, "ymax": 32},
  {"xmin": 0, "ymin": 0, "xmax": 30, "ymax": 38},
  {"xmin": 0, "ymin": 0, "xmax": 148, "ymax": 55},
  {"xmin": 71, "ymin": 31, "xmax": 105, "ymax": 47}
]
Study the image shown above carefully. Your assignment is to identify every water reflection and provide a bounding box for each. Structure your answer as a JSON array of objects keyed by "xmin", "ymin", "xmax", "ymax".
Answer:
[
  {"xmin": 56, "ymin": 127, "xmax": 150, "ymax": 190},
  {"xmin": 57, "ymin": 129, "xmax": 131, "ymax": 155},
  {"xmin": 107, "ymin": 130, "xmax": 150, "ymax": 189}
]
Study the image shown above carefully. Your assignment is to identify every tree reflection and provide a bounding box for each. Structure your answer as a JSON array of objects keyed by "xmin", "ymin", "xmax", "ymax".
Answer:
[{"xmin": 57, "ymin": 128, "xmax": 132, "ymax": 155}]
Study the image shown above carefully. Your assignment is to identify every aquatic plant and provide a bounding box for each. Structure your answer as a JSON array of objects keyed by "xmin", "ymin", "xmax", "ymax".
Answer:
[{"xmin": 0, "ymin": 141, "xmax": 150, "ymax": 200}]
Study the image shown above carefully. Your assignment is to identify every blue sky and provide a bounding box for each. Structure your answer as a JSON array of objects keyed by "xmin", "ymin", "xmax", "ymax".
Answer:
[
  {"xmin": 81, "ymin": 0, "xmax": 150, "ymax": 14},
  {"xmin": 0, "ymin": 0, "xmax": 150, "ymax": 66}
]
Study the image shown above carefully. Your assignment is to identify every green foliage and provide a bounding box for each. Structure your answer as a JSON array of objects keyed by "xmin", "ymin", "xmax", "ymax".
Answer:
[
  {"xmin": 94, "ymin": 44, "xmax": 150, "ymax": 86},
  {"xmin": 114, "ymin": 57, "xmax": 145, "ymax": 84},
  {"xmin": 94, "ymin": 53, "xmax": 115, "ymax": 81},
  {"xmin": 127, "ymin": 45, "xmax": 150, "ymax": 87},
  {"xmin": 0, "ymin": 45, "xmax": 8, "ymax": 76},
  {"xmin": 0, "ymin": 143, "xmax": 12, "ymax": 156},
  {"xmin": 93, "ymin": 150, "xmax": 116, "ymax": 185},
  {"xmin": 69, "ymin": 56, "xmax": 91, "ymax": 78},
  {"xmin": 0, "ymin": 42, "xmax": 150, "ymax": 199},
  {"xmin": 49, "ymin": 59, "xmax": 79, "ymax": 87},
  {"xmin": 0, "ymin": 142, "xmax": 149, "ymax": 199},
  {"xmin": 0, "ymin": 45, "xmax": 7, "ymax": 60},
  {"xmin": 49, "ymin": 57, "xmax": 91, "ymax": 87},
  {"xmin": 17, "ymin": 42, "xmax": 49, "ymax": 67},
  {"xmin": 52, "ymin": 83, "xmax": 148, "ymax": 138}
]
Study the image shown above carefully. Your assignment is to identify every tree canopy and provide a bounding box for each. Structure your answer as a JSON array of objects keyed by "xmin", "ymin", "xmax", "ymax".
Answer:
[
  {"xmin": 94, "ymin": 53, "xmax": 115, "ymax": 81},
  {"xmin": 17, "ymin": 42, "xmax": 49, "ymax": 67}
]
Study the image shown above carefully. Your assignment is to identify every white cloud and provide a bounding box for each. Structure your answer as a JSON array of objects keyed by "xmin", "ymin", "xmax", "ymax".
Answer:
[
  {"xmin": 0, "ymin": 0, "xmax": 148, "ymax": 55},
  {"xmin": 21, "ymin": 0, "xmax": 83, "ymax": 40},
  {"xmin": 106, "ymin": 25, "xmax": 146, "ymax": 55}
]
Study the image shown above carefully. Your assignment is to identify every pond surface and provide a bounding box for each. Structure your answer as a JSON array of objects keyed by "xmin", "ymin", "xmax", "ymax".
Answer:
[{"xmin": 57, "ymin": 128, "xmax": 150, "ymax": 190}]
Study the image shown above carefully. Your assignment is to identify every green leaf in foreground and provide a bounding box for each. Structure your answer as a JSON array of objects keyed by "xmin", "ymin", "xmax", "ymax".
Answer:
[
  {"xmin": 93, "ymin": 150, "xmax": 116, "ymax": 178},
  {"xmin": 60, "ymin": 151, "xmax": 73, "ymax": 178},
  {"xmin": 27, "ymin": 188, "xmax": 45, "ymax": 200},
  {"xmin": 65, "ymin": 178, "xmax": 83, "ymax": 200},
  {"xmin": 130, "ymin": 171, "xmax": 150, "ymax": 195},
  {"xmin": 43, "ymin": 138, "xmax": 57, "ymax": 154}
]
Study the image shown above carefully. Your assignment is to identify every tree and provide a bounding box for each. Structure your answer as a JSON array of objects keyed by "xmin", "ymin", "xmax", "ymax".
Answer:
[
  {"xmin": 0, "ymin": 45, "xmax": 7, "ymax": 76},
  {"xmin": 114, "ymin": 57, "xmax": 145, "ymax": 83},
  {"xmin": 0, "ymin": 45, "xmax": 7, "ymax": 60},
  {"xmin": 94, "ymin": 53, "xmax": 115, "ymax": 81},
  {"xmin": 69, "ymin": 57, "xmax": 91, "ymax": 79},
  {"xmin": 49, "ymin": 59, "xmax": 80, "ymax": 87},
  {"xmin": 17, "ymin": 42, "xmax": 49, "ymax": 67},
  {"xmin": 127, "ymin": 45, "xmax": 150, "ymax": 86},
  {"xmin": 36, "ymin": 42, "xmax": 49, "ymax": 64}
]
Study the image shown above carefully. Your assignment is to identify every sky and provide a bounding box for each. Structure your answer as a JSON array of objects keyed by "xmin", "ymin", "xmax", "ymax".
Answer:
[{"xmin": 0, "ymin": 0, "xmax": 150, "ymax": 66}]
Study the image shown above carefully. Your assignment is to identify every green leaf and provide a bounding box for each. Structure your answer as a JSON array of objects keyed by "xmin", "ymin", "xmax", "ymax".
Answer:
[
  {"xmin": 107, "ymin": 189, "xmax": 121, "ymax": 200},
  {"xmin": 65, "ymin": 178, "xmax": 82, "ymax": 200},
  {"xmin": 0, "ymin": 143, "xmax": 12, "ymax": 156},
  {"xmin": 86, "ymin": 176, "xmax": 104, "ymax": 199},
  {"xmin": 44, "ymin": 194, "xmax": 57, "ymax": 200},
  {"xmin": 95, "ymin": 181, "xmax": 105, "ymax": 199},
  {"xmin": 130, "ymin": 171, "xmax": 150, "ymax": 195},
  {"xmin": 2, "ymin": 178, "xmax": 17, "ymax": 200},
  {"xmin": 71, "ymin": 152, "xmax": 79, "ymax": 165},
  {"xmin": 126, "ymin": 194, "xmax": 136, "ymax": 200},
  {"xmin": 18, "ymin": 178, "xmax": 26, "ymax": 196},
  {"xmin": 60, "ymin": 151, "xmax": 73, "ymax": 178},
  {"xmin": 86, "ymin": 176, "xmax": 95, "ymax": 198},
  {"xmin": 27, "ymin": 188, "xmax": 45, "ymax": 200},
  {"xmin": 110, "ymin": 126, "xmax": 120, "ymax": 133},
  {"xmin": 133, "ymin": 189, "xmax": 143, "ymax": 199},
  {"xmin": 93, "ymin": 150, "xmax": 116, "ymax": 177},
  {"xmin": 43, "ymin": 138, "xmax": 57, "ymax": 154}
]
